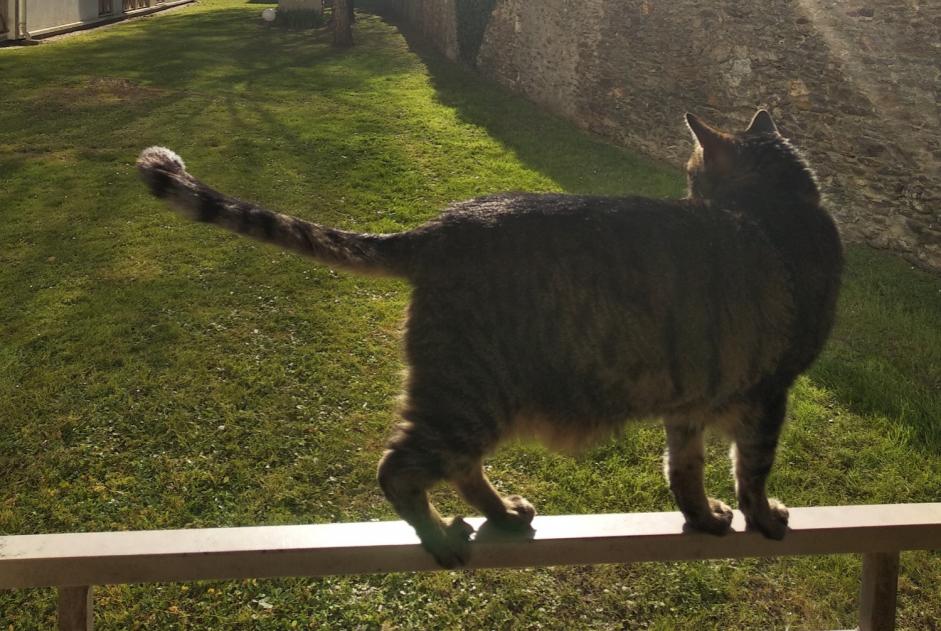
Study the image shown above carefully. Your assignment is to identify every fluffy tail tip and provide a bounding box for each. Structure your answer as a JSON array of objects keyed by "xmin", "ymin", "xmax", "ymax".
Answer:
[{"xmin": 137, "ymin": 146, "xmax": 186, "ymax": 175}]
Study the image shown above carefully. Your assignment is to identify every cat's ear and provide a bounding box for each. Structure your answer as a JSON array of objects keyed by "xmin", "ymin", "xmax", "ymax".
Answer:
[
  {"xmin": 685, "ymin": 113, "xmax": 732, "ymax": 156},
  {"xmin": 745, "ymin": 109, "xmax": 778, "ymax": 135}
]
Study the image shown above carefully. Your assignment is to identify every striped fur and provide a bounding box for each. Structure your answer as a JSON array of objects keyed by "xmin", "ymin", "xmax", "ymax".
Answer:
[
  {"xmin": 137, "ymin": 147, "xmax": 411, "ymax": 276},
  {"xmin": 138, "ymin": 110, "xmax": 843, "ymax": 567}
]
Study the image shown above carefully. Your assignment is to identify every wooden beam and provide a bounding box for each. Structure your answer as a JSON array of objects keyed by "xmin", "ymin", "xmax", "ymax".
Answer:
[
  {"xmin": 1, "ymin": 503, "xmax": 939, "ymax": 590},
  {"xmin": 57, "ymin": 585, "xmax": 93, "ymax": 631},
  {"xmin": 858, "ymin": 551, "xmax": 900, "ymax": 631}
]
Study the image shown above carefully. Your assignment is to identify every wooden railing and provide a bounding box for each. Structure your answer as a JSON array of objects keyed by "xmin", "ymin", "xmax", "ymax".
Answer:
[{"xmin": 2, "ymin": 503, "xmax": 939, "ymax": 630}]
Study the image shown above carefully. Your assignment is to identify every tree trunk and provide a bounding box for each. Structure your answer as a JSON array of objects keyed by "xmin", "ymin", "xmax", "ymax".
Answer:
[{"xmin": 333, "ymin": 0, "xmax": 353, "ymax": 46}]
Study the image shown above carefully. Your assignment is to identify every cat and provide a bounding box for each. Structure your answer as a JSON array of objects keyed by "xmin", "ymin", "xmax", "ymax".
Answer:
[{"xmin": 137, "ymin": 109, "xmax": 843, "ymax": 568}]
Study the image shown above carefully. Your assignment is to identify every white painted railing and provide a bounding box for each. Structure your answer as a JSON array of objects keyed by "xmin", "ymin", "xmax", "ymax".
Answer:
[{"xmin": 2, "ymin": 503, "xmax": 939, "ymax": 630}]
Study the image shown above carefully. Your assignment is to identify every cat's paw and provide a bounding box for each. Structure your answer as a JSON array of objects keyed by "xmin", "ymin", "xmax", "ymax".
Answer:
[
  {"xmin": 491, "ymin": 495, "xmax": 536, "ymax": 531},
  {"xmin": 685, "ymin": 498, "xmax": 734, "ymax": 536},
  {"xmin": 745, "ymin": 498, "xmax": 789, "ymax": 540},
  {"xmin": 422, "ymin": 516, "xmax": 475, "ymax": 569}
]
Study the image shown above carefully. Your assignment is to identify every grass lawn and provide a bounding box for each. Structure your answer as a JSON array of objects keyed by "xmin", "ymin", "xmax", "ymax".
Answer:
[{"xmin": 1, "ymin": 1, "xmax": 939, "ymax": 628}]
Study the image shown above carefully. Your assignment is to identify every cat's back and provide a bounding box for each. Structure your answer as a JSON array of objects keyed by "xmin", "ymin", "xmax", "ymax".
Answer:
[
  {"xmin": 410, "ymin": 192, "xmax": 733, "ymax": 273},
  {"xmin": 434, "ymin": 192, "xmax": 679, "ymax": 228}
]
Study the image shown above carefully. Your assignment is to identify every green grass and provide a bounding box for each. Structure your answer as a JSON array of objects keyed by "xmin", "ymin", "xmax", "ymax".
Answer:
[{"xmin": 1, "ymin": 2, "xmax": 939, "ymax": 628}]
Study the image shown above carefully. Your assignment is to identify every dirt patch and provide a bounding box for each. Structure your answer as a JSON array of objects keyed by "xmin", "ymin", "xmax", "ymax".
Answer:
[
  {"xmin": 40, "ymin": 76, "xmax": 169, "ymax": 107},
  {"xmin": 88, "ymin": 76, "xmax": 164, "ymax": 99}
]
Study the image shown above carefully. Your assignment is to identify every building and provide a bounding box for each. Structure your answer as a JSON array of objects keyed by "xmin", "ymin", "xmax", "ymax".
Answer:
[{"xmin": 1, "ymin": 0, "xmax": 191, "ymax": 42}]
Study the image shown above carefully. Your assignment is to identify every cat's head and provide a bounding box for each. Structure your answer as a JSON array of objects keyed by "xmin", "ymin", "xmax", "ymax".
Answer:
[{"xmin": 684, "ymin": 110, "xmax": 820, "ymax": 206}]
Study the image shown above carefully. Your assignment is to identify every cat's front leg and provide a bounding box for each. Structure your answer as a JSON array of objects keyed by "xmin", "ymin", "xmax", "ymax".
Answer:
[
  {"xmin": 663, "ymin": 421, "xmax": 733, "ymax": 535},
  {"xmin": 730, "ymin": 393, "xmax": 790, "ymax": 540}
]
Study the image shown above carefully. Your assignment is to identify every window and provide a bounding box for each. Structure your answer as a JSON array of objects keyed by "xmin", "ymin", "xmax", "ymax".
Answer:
[{"xmin": 122, "ymin": 0, "xmax": 152, "ymax": 11}]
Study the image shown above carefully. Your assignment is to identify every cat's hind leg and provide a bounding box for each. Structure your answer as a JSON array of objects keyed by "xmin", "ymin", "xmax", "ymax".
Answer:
[
  {"xmin": 663, "ymin": 420, "xmax": 734, "ymax": 535},
  {"xmin": 377, "ymin": 443, "xmax": 474, "ymax": 568},
  {"xmin": 454, "ymin": 465, "xmax": 535, "ymax": 532},
  {"xmin": 730, "ymin": 391, "xmax": 789, "ymax": 539}
]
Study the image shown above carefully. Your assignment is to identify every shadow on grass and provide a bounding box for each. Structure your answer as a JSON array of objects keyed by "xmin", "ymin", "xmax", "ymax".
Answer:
[
  {"xmin": 368, "ymin": 6, "xmax": 684, "ymax": 199},
  {"xmin": 810, "ymin": 246, "xmax": 941, "ymax": 454}
]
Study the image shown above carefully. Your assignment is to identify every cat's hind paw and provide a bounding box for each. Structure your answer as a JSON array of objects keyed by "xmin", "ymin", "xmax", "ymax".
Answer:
[
  {"xmin": 684, "ymin": 498, "xmax": 734, "ymax": 536},
  {"xmin": 745, "ymin": 498, "xmax": 789, "ymax": 540},
  {"xmin": 490, "ymin": 495, "xmax": 536, "ymax": 532},
  {"xmin": 422, "ymin": 516, "xmax": 475, "ymax": 569}
]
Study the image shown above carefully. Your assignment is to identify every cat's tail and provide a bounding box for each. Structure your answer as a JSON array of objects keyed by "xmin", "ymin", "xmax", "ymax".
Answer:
[{"xmin": 136, "ymin": 147, "xmax": 413, "ymax": 278}]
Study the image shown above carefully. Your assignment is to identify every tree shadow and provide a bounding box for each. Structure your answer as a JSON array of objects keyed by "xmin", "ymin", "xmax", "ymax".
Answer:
[{"xmin": 2, "ymin": 6, "xmax": 413, "ymax": 97}]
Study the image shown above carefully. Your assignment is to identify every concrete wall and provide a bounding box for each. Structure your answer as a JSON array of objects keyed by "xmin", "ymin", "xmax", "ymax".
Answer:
[
  {"xmin": 393, "ymin": 0, "xmax": 941, "ymax": 272},
  {"xmin": 0, "ymin": 0, "xmax": 10, "ymax": 39},
  {"xmin": 3, "ymin": 0, "xmax": 189, "ymax": 40},
  {"xmin": 27, "ymin": 0, "xmax": 106, "ymax": 36}
]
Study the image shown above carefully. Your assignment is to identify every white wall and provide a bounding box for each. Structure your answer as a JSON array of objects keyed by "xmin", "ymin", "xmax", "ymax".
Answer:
[
  {"xmin": 27, "ymin": 0, "xmax": 108, "ymax": 36},
  {"xmin": 0, "ymin": 0, "xmax": 13, "ymax": 39}
]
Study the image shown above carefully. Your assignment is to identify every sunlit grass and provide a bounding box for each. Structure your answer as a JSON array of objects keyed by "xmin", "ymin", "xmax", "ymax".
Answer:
[{"xmin": 1, "ymin": 2, "xmax": 938, "ymax": 628}]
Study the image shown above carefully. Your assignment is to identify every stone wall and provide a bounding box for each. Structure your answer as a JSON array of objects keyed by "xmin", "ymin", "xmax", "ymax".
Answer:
[
  {"xmin": 391, "ymin": 0, "xmax": 940, "ymax": 271},
  {"xmin": 390, "ymin": 0, "xmax": 460, "ymax": 61}
]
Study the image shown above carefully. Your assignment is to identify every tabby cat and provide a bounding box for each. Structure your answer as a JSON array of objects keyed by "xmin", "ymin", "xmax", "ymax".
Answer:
[{"xmin": 137, "ymin": 109, "xmax": 843, "ymax": 568}]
